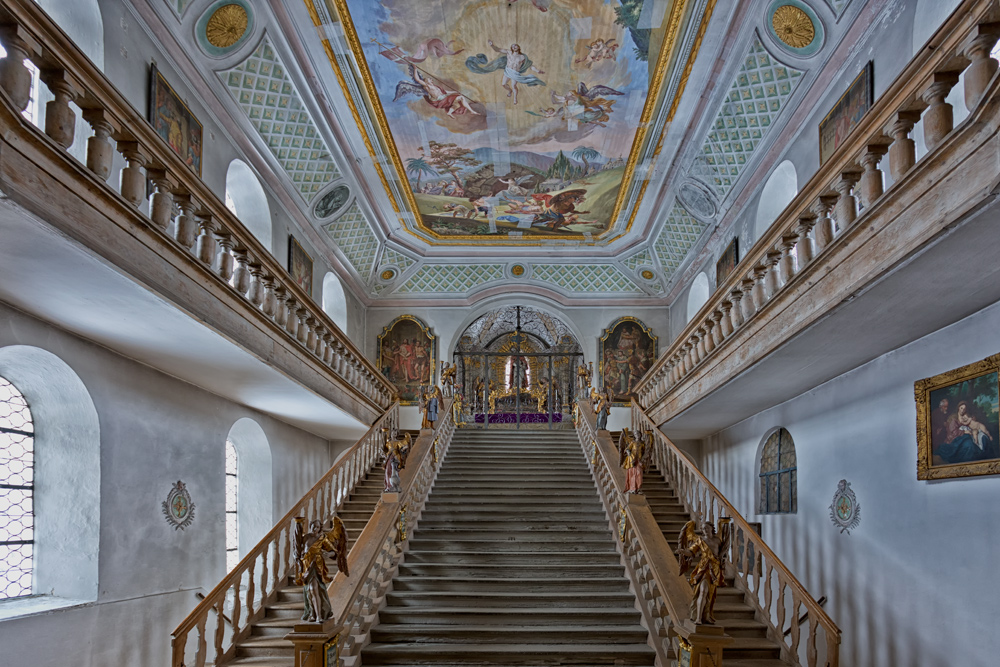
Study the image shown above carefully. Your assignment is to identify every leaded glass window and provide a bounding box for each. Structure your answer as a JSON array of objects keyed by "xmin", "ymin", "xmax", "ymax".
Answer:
[
  {"xmin": 225, "ymin": 440, "xmax": 238, "ymax": 571},
  {"xmin": 758, "ymin": 428, "xmax": 797, "ymax": 514},
  {"xmin": 1, "ymin": 376, "xmax": 34, "ymax": 599}
]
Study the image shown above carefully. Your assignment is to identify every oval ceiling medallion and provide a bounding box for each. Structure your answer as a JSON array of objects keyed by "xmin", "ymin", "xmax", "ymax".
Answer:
[
  {"xmin": 314, "ymin": 185, "xmax": 351, "ymax": 220},
  {"xmin": 206, "ymin": 4, "xmax": 248, "ymax": 48},
  {"xmin": 380, "ymin": 268, "xmax": 396, "ymax": 281},
  {"xmin": 640, "ymin": 269, "xmax": 655, "ymax": 281},
  {"xmin": 677, "ymin": 180, "xmax": 718, "ymax": 221},
  {"xmin": 766, "ymin": 1, "xmax": 824, "ymax": 58},
  {"xmin": 511, "ymin": 264, "xmax": 526, "ymax": 277}
]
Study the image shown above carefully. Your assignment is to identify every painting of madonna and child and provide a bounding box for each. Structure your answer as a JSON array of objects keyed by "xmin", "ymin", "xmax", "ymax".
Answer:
[
  {"xmin": 917, "ymin": 353, "xmax": 1000, "ymax": 480},
  {"xmin": 341, "ymin": 0, "xmax": 665, "ymax": 239}
]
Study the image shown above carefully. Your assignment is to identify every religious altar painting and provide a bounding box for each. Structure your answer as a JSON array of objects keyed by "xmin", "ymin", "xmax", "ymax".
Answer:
[
  {"xmin": 378, "ymin": 315, "xmax": 436, "ymax": 404},
  {"xmin": 599, "ymin": 317, "xmax": 657, "ymax": 405},
  {"xmin": 819, "ymin": 61, "xmax": 873, "ymax": 165},
  {"xmin": 148, "ymin": 63, "xmax": 203, "ymax": 176},
  {"xmin": 716, "ymin": 236, "xmax": 739, "ymax": 285},
  {"xmin": 336, "ymin": 0, "xmax": 678, "ymax": 241},
  {"xmin": 288, "ymin": 235, "xmax": 313, "ymax": 297},
  {"xmin": 916, "ymin": 353, "xmax": 1000, "ymax": 480}
]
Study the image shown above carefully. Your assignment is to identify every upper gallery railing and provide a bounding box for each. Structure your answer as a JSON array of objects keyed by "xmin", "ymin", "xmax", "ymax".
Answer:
[
  {"xmin": 171, "ymin": 402, "xmax": 399, "ymax": 667},
  {"xmin": 635, "ymin": 0, "xmax": 1000, "ymax": 415},
  {"xmin": 632, "ymin": 404, "xmax": 841, "ymax": 666},
  {"xmin": 0, "ymin": 0, "xmax": 394, "ymax": 413}
]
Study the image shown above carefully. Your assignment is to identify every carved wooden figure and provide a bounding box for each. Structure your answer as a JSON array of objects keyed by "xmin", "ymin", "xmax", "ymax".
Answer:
[
  {"xmin": 619, "ymin": 427, "xmax": 647, "ymax": 494},
  {"xmin": 677, "ymin": 518, "xmax": 732, "ymax": 625},
  {"xmin": 293, "ymin": 516, "xmax": 349, "ymax": 623},
  {"xmin": 440, "ymin": 361, "xmax": 457, "ymax": 397},
  {"xmin": 421, "ymin": 385, "xmax": 442, "ymax": 429},
  {"xmin": 381, "ymin": 428, "xmax": 412, "ymax": 493}
]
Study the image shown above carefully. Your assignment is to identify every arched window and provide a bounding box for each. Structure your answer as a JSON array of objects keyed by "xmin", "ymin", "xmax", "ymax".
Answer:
[
  {"xmin": 754, "ymin": 161, "xmax": 798, "ymax": 242},
  {"xmin": 0, "ymin": 375, "xmax": 34, "ymax": 600},
  {"xmin": 758, "ymin": 428, "xmax": 797, "ymax": 514},
  {"xmin": 225, "ymin": 440, "xmax": 238, "ymax": 572},
  {"xmin": 225, "ymin": 159, "xmax": 272, "ymax": 252},
  {"xmin": 322, "ymin": 272, "xmax": 348, "ymax": 333},
  {"xmin": 687, "ymin": 272, "xmax": 710, "ymax": 323}
]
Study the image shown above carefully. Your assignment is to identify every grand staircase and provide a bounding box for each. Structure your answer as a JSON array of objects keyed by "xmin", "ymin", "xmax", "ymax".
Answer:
[
  {"xmin": 360, "ymin": 429, "xmax": 656, "ymax": 666},
  {"xmin": 642, "ymin": 465, "xmax": 786, "ymax": 666}
]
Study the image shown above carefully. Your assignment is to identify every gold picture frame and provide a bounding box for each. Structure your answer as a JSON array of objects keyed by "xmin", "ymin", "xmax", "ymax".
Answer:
[
  {"xmin": 377, "ymin": 315, "xmax": 437, "ymax": 405},
  {"xmin": 599, "ymin": 316, "xmax": 657, "ymax": 406},
  {"xmin": 915, "ymin": 353, "xmax": 1000, "ymax": 480}
]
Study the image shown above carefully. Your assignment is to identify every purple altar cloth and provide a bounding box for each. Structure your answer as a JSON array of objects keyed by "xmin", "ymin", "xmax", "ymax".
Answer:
[{"xmin": 474, "ymin": 413, "xmax": 564, "ymax": 424}]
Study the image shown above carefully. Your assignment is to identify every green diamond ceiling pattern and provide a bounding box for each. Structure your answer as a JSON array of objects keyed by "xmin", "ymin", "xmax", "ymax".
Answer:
[
  {"xmin": 653, "ymin": 203, "xmax": 708, "ymax": 277},
  {"xmin": 220, "ymin": 37, "xmax": 341, "ymax": 202},
  {"xmin": 531, "ymin": 265, "xmax": 642, "ymax": 293},
  {"xmin": 397, "ymin": 264, "xmax": 506, "ymax": 294},
  {"xmin": 690, "ymin": 37, "xmax": 802, "ymax": 198},
  {"xmin": 622, "ymin": 248, "xmax": 655, "ymax": 272},
  {"xmin": 324, "ymin": 203, "xmax": 379, "ymax": 277},
  {"xmin": 379, "ymin": 247, "xmax": 416, "ymax": 273}
]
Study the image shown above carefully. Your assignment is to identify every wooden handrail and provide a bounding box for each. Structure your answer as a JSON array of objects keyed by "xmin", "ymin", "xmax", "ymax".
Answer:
[
  {"xmin": 635, "ymin": 0, "xmax": 1000, "ymax": 416},
  {"xmin": 0, "ymin": 0, "xmax": 395, "ymax": 413},
  {"xmin": 170, "ymin": 402, "xmax": 399, "ymax": 666},
  {"xmin": 633, "ymin": 404, "xmax": 841, "ymax": 666}
]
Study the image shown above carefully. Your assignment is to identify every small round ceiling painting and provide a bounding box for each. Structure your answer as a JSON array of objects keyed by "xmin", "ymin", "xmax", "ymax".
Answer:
[{"xmin": 315, "ymin": 186, "xmax": 351, "ymax": 220}]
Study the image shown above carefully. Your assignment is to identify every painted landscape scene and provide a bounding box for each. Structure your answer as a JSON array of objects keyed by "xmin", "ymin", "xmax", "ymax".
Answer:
[{"xmin": 341, "ymin": 0, "xmax": 661, "ymax": 239}]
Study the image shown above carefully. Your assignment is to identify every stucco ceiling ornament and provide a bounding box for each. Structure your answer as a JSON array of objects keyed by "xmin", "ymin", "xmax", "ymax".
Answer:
[
  {"xmin": 677, "ymin": 180, "xmax": 718, "ymax": 221},
  {"xmin": 772, "ymin": 5, "xmax": 815, "ymax": 49},
  {"xmin": 829, "ymin": 479, "xmax": 860, "ymax": 534},
  {"xmin": 206, "ymin": 4, "xmax": 249, "ymax": 48},
  {"xmin": 162, "ymin": 480, "xmax": 196, "ymax": 530}
]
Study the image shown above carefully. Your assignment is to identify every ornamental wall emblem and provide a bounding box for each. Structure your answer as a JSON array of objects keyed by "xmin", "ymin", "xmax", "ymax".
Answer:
[
  {"xmin": 829, "ymin": 479, "xmax": 860, "ymax": 534},
  {"xmin": 162, "ymin": 480, "xmax": 196, "ymax": 530}
]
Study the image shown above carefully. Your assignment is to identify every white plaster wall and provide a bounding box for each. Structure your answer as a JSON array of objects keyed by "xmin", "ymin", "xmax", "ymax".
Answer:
[
  {"xmin": 0, "ymin": 303, "xmax": 334, "ymax": 667},
  {"xmin": 697, "ymin": 299, "xmax": 1000, "ymax": 667}
]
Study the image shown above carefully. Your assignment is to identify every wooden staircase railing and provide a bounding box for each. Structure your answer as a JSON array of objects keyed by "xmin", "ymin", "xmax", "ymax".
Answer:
[
  {"xmin": 0, "ymin": 0, "xmax": 394, "ymax": 416},
  {"xmin": 632, "ymin": 403, "xmax": 841, "ymax": 666},
  {"xmin": 170, "ymin": 402, "xmax": 399, "ymax": 667},
  {"xmin": 634, "ymin": 0, "xmax": 1000, "ymax": 422}
]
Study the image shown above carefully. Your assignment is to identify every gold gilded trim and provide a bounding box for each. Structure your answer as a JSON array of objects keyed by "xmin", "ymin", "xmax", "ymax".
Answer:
[{"xmin": 312, "ymin": 0, "xmax": 710, "ymax": 246}]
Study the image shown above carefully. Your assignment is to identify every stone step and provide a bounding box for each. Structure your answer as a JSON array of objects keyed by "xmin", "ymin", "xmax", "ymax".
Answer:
[
  {"xmin": 369, "ymin": 624, "xmax": 650, "ymax": 644},
  {"xmin": 724, "ymin": 637, "xmax": 784, "ymax": 659},
  {"xmin": 236, "ymin": 636, "xmax": 293, "ymax": 658},
  {"xmin": 377, "ymin": 606, "xmax": 645, "ymax": 626},
  {"xmin": 360, "ymin": 641, "xmax": 656, "ymax": 665},
  {"xmin": 417, "ymin": 511, "xmax": 606, "ymax": 522},
  {"xmin": 390, "ymin": 576, "xmax": 631, "ymax": 592},
  {"xmin": 383, "ymin": 590, "xmax": 638, "ymax": 608},
  {"xmin": 225, "ymin": 657, "xmax": 295, "ymax": 667},
  {"xmin": 396, "ymin": 563, "xmax": 626, "ymax": 579},
  {"xmin": 400, "ymin": 549, "xmax": 622, "ymax": 564},
  {"xmin": 411, "ymin": 526, "xmax": 613, "ymax": 537},
  {"xmin": 404, "ymin": 538, "xmax": 616, "ymax": 553}
]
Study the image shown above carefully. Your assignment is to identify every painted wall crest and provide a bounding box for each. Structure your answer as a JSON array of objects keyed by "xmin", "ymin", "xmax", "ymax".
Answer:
[
  {"xmin": 829, "ymin": 479, "xmax": 860, "ymax": 534},
  {"xmin": 162, "ymin": 480, "xmax": 196, "ymax": 530}
]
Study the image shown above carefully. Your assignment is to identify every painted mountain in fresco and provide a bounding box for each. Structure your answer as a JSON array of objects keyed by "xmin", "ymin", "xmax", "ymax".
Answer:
[{"xmin": 340, "ymin": 0, "xmax": 655, "ymax": 240}]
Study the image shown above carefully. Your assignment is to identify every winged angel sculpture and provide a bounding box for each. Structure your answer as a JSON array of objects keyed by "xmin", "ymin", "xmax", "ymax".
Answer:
[
  {"xmin": 382, "ymin": 428, "xmax": 412, "ymax": 493},
  {"xmin": 677, "ymin": 518, "xmax": 733, "ymax": 624},
  {"xmin": 294, "ymin": 516, "xmax": 349, "ymax": 622}
]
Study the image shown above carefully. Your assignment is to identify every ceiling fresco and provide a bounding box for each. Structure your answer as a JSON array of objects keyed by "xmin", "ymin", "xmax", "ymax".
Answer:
[{"xmin": 329, "ymin": 0, "xmax": 693, "ymax": 243}]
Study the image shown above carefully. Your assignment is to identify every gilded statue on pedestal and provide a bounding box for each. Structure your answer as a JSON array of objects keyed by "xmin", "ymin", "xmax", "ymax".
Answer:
[
  {"xmin": 677, "ymin": 518, "xmax": 732, "ymax": 625},
  {"xmin": 440, "ymin": 362, "xmax": 456, "ymax": 397},
  {"xmin": 421, "ymin": 385, "xmax": 443, "ymax": 429},
  {"xmin": 381, "ymin": 428, "xmax": 412, "ymax": 493},
  {"xmin": 577, "ymin": 362, "xmax": 593, "ymax": 390},
  {"xmin": 293, "ymin": 516, "xmax": 349, "ymax": 623},
  {"xmin": 591, "ymin": 385, "xmax": 612, "ymax": 430},
  {"xmin": 619, "ymin": 427, "xmax": 649, "ymax": 494}
]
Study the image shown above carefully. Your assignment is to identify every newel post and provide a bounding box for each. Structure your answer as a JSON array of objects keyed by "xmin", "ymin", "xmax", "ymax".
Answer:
[
  {"xmin": 676, "ymin": 622, "xmax": 734, "ymax": 667},
  {"xmin": 286, "ymin": 622, "xmax": 340, "ymax": 667}
]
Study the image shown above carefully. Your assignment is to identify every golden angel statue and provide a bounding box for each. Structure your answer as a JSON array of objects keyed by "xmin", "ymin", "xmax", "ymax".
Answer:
[
  {"xmin": 381, "ymin": 428, "xmax": 412, "ymax": 493},
  {"xmin": 440, "ymin": 362, "xmax": 457, "ymax": 397},
  {"xmin": 294, "ymin": 516, "xmax": 349, "ymax": 622},
  {"xmin": 619, "ymin": 427, "xmax": 647, "ymax": 494},
  {"xmin": 677, "ymin": 518, "xmax": 732, "ymax": 624}
]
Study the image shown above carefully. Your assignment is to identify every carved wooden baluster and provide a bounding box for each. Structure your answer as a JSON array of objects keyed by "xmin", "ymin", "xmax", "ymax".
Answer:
[
  {"xmin": 691, "ymin": 330, "xmax": 704, "ymax": 366},
  {"xmin": 795, "ymin": 213, "xmax": 817, "ymax": 268},
  {"xmin": 811, "ymin": 195, "xmax": 838, "ymax": 253},
  {"xmin": 834, "ymin": 171, "xmax": 861, "ymax": 232},
  {"xmin": 196, "ymin": 215, "xmax": 220, "ymax": 268},
  {"xmin": 284, "ymin": 297, "xmax": 298, "ymax": 337},
  {"xmin": 232, "ymin": 248, "xmax": 251, "ymax": 294},
  {"xmin": 921, "ymin": 72, "xmax": 959, "ymax": 151},
  {"xmin": 0, "ymin": 26, "xmax": 37, "ymax": 111},
  {"xmin": 117, "ymin": 141, "xmax": 148, "ymax": 207},
  {"xmin": 790, "ymin": 597, "xmax": 802, "ymax": 657},
  {"xmin": 259, "ymin": 547, "xmax": 269, "ymax": 607},
  {"xmin": 261, "ymin": 275, "xmax": 277, "ymax": 317},
  {"xmin": 41, "ymin": 69, "xmax": 79, "ymax": 149},
  {"xmin": 710, "ymin": 311, "xmax": 724, "ymax": 347},
  {"xmin": 247, "ymin": 264, "xmax": 265, "ymax": 306},
  {"xmin": 272, "ymin": 286, "xmax": 287, "ymax": 327},
  {"xmin": 213, "ymin": 600, "xmax": 226, "ymax": 664},
  {"xmin": 296, "ymin": 308, "xmax": 309, "ymax": 344},
  {"xmin": 763, "ymin": 562, "xmax": 774, "ymax": 620},
  {"xmin": 194, "ymin": 614, "xmax": 208, "ymax": 667},
  {"xmin": 859, "ymin": 144, "xmax": 888, "ymax": 208},
  {"xmin": 147, "ymin": 169, "xmax": 175, "ymax": 231},
  {"xmin": 807, "ymin": 616, "xmax": 819, "ymax": 667},
  {"xmin": 740, "ymin": 275, "xmax": 758, "ymax": 321},
  {"xmin": 281, "ymin": 528, "xmax": 292, "ymax": 583},
  {"xmin": 216, "ymin": 232, "xmax": 236, "ymax": 282},
  {"xmin": 885, "ymin": 111, "xmax": 919, "ymax": 182},
  {"xmin": 750, "ymin": 265, "xmax": 769, "ymax": 312},
  {"xmin": 83, "ymin": 109, "xmax": 116, "ymax": 180},
  {"xmin": 725, "ymin": 291, "xmax": 742, "ymax": 332},
  {"xmin": 764, "ymin": 248, "xmax": 783, "ymax": 298},
  {"xmin": 779, "ymin": 233, "xmax": 798, "ymax": 285},
  {"xmin": 776, "ymin": 576, "xmax": 787, "ymax": 650},
  {"xmin": 961, "ymin": 26, "xmax": 999, "ymax": 110},
  {"xmin": 174, "ymin": 195, "xmax": 199, "ymax": 249},
  {"xmin": 270, "ymin": 536, "xmax": 280, "ymax": 591},
  {"xmin": 230, "ymin": 577, "xmax": 242, "ymax": 646}
]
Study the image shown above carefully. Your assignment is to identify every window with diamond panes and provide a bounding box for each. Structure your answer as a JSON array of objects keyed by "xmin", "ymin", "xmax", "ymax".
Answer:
[
  {"xmin": 758, "ymin": 428, "xmax": 797, "ymax": 514},
  {"xmin": 225, "ymin": 440, "xmax": 238, "ymax": 571},
  {"xmin": 1, "ymin": 376, "xmax": 34, "ymax": 599}
]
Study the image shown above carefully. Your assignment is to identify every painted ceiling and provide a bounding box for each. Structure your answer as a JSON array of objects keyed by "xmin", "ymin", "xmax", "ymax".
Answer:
[{"xmin": 150, "ymin": 0, "xmax": 856, "ymax": 301}]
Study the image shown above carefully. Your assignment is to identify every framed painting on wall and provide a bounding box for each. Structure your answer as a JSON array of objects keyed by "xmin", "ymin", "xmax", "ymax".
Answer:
[
  {"xmin": 819, "ymin": 61, "xmax": 873, "ymax": 165},
  {"xmin": 148, "ymin": 63, "xmax": 203, "ymax": 176},
  {"xmin": 378, "ymin": 315, "xmax": 436, "ymax": 404},
  {"xmin": 716, "ymin": 237, "xmax": 739, "ymax": 285},
  {"xmin": 915, "ymin": 353, "xmax": 1000, "ymax": 480},
  {"xmin": 288, "ymin": 235, "xmax": 313, "ymax": 297},
  {"xmin": 599, "ymin": 317, "xmax": 657, "ymax": 406}
]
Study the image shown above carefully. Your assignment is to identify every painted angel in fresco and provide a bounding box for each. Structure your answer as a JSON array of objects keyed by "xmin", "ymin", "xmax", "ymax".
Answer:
[
  {"xmin": 575, "ymin": 39, "xmax": 619, "ymax": 68},
  {"xmin": 394, "ymin": 65, "xmax": 479, "ymax": 118},
  {"xmin": 466, "ymin": 43, "xmax": 545, "ymax": 105},
  {"xmin": 677, "ymin": 518, "xmax": 732, "ymax": 625},
  {"xmin": 294, "ymin": 516, "xmax": 349, "ymax": 623},
  {"xmin": 546, "ymin": 83, "xmax": 625, "ymax": 128}
]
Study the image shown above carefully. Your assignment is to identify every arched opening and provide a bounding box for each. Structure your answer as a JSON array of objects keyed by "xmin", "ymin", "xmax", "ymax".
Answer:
[
  {"xmin": 322, "ymin": 272, "xmax": 348, "ymax": 334},
  {"xmin": 225, "ymin": 159, "xmax": 272, "ymax": 252},
  {"xmin": 757, "ymin": 427, "xmax": 797, "ymax": 515},
  {"xmin": 754, "ymin": 161, "xmax": 798, "ymax": 242},
  {"xmin": 0, "ymin": 345, "xmax": 100, "ymax": 603},
  {"xmin": 0, "ymin": 375, "xmax": 34, "ymax": 599},
  {"xmin": 686, "ymin": 272, "xmax": 710, "ymax": 323},
  {"xmin": 225, "ymin": 418, "xmax": 272, "ymax": 566}
]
